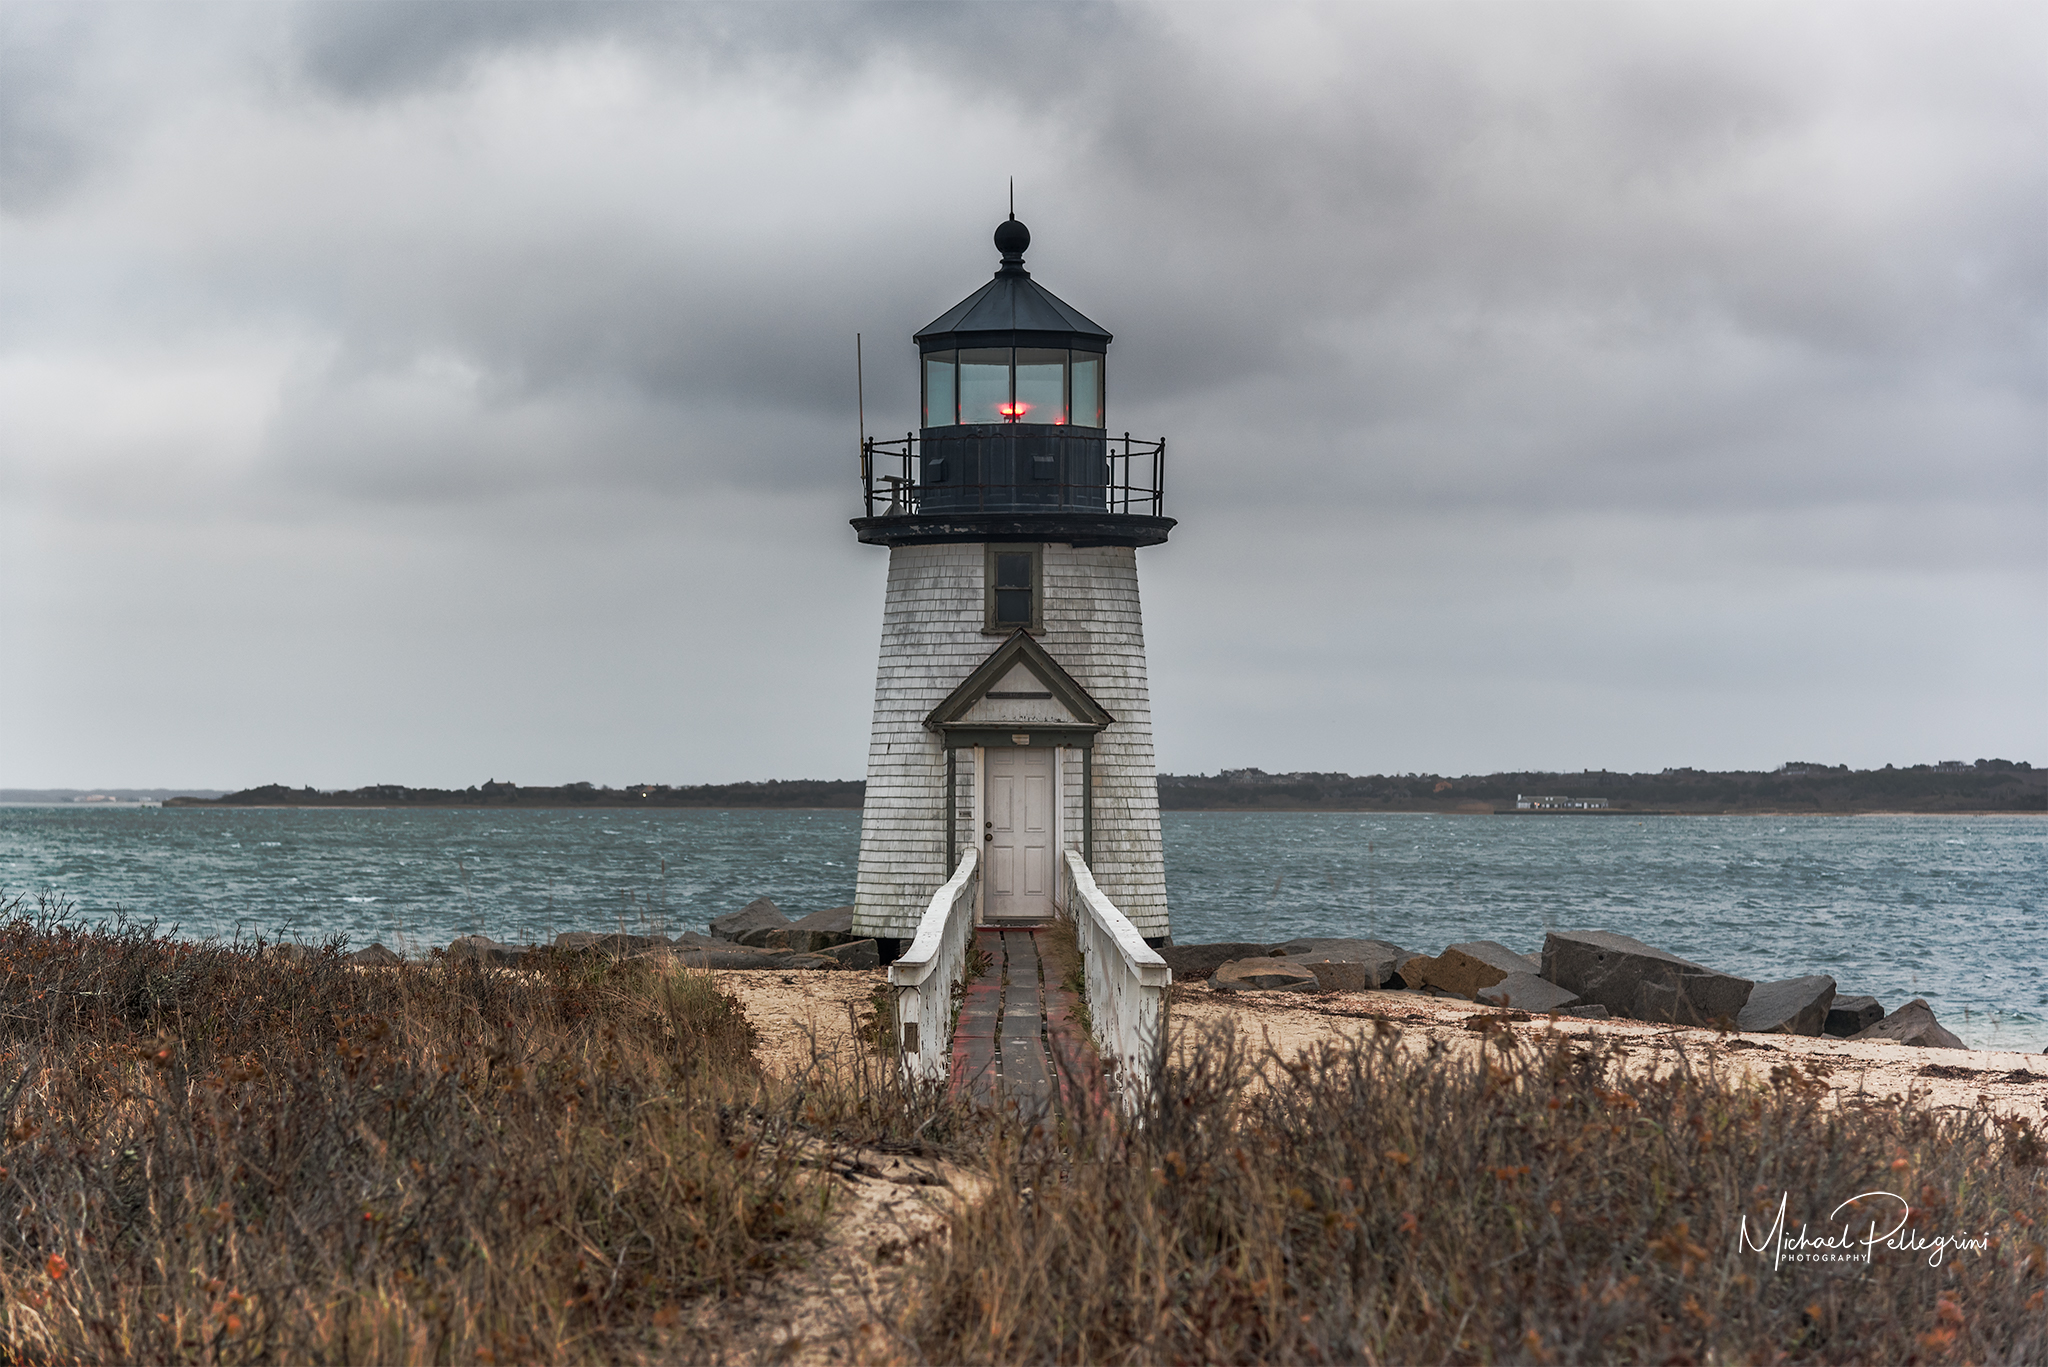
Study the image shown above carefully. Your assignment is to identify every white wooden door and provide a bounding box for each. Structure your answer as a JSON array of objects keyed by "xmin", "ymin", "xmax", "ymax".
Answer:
[{"xmin": 984, "ymin": 747, "xmax": 1055, "ymax": 921}]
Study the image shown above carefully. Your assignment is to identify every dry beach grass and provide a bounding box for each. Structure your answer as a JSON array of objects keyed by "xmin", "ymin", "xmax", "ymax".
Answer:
[
  {"xmin": 0, "ymin": 895, "xmax": 954, "ymax": 1364},
  {"xmin": 2, "ymin": 897, "xmax": 2043, "ymax": 1364}
]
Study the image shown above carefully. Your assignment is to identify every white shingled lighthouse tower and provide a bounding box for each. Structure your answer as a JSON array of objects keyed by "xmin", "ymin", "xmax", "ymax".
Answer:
[{"xmin": 851, "ymin": 214, "xmax": 1174, "ymax": 954}]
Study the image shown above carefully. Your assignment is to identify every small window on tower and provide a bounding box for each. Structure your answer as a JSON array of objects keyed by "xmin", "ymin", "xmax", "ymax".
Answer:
[{"xmin": 985, "ymin": 545, "xmax": 1043, "ymax": 633}]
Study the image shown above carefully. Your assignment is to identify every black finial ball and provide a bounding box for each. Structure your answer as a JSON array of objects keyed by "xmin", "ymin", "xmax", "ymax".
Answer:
[{"xmin": 994, "ymin": 218, "xmax": 1030, "ymax": 257}]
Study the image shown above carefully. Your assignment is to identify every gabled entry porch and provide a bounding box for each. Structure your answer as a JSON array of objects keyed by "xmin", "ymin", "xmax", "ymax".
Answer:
[{"xmin": 925, "ymin": 629, "xmax": 1113, "ymax": 926}]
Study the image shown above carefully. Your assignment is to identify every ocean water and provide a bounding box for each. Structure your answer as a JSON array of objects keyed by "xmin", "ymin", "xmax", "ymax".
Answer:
[{"xmin": 2, "ymin": 807, "xmax": 2041, "ymax": 1052}]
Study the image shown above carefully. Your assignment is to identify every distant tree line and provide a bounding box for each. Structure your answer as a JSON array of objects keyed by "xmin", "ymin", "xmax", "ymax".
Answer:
[
  {"xmin": 166, "ymin": 779, "xmax": 866, "ymax": 809},
  {"xmin": 166, "ymin": 762, "xmax": 2042, "ymax": 813},
  {"xmin": 1155, "ymin": 761, "xmax": 2042, "ymax": 813}
]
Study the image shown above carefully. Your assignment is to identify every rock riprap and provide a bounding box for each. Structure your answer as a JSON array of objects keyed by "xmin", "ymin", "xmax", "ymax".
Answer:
[
  {"xmin": 1161, "ymin": 942, "xmax": 1275, "ymax": 980},
  {"xmin": 1542, "ymin": 930, "xmax": 1754, "ymax": 1026},
  {"xmin": 1476, "ymin": 972, "xmax": 1581, "ymax": 1013},
  {"xmin": 1824, "ymin": 995, "xmax": 1885, "ymax": 1038},
  {"xmin": 553, "ymin": 931, "xmax": 674, "ymax": 955},
  {"xmin": 710, "ymin": 897, "xmax": 793, "ymax": 949},
  {"xmin": 787, "ymin": 906, "xmax": 861, "ymax": 954},
  {"xmin": 1210, "ymin": 958, "xmax": 1319, "ymax": 993},
  {"xmin": 1271, "ymin": 938, "xmax": 1409, "ymax": 991},
  {"xmin": 1404, "ymin": 941, "xmax": 1533, "ymax": 1000},
  {"xmin": 1737, "ymin": 975, "xmax": 1837, "ymax": 1036},
  {"xmin": 1849, "ymin": 998, "xmax": 1965, "ymax": 1050},
  {"xmin": 444, "ymin": 935, "xmax": 535, "ymax": 966}
]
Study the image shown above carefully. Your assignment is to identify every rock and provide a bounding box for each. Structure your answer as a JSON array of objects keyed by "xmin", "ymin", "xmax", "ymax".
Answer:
[
  {"xmin": 822, "ymin": 938, "xmax": 881, "ymax": 969},
  {"xmin": 673, "ymin": 947, "xmax": 780, "ymax": 969},
  {"xmin": 765, "ymin": 952, "xmax": 842, "ymax": 971},
  {"xmin": 1160, "ymin": 942, "xmax": 1276, "ymax": 980},
  {"xmin": 1210, "ymin": 958, "xmax": 1320, "ymax": 993},
  {"xmin": 554, "ymin": 931, "xmax": 672, "ymax": 955},
  {"xmin": 1406, "ymin": 941, "xmax": 1532, "ymax": 1000},
  {"xmin": 671, "ymin": 944, "xmax": 843, "ymax": 971},
  {"xmin": 1387, "ymin": 952, "xmax": 1434, "ymax": 990},
  {"xmin": 1737, "ymin": 975, "xmax": 1837, "ymax": 1036},
  {"xmin": 788, "ymin": 906, "xmax": 860, "ymax": 953},
  {"xmin": 1542, "ymin": 930, "xmax": 1754, "ymax": 1026},
  {"xmin": 1269, "ymin": 938, "xmax": 1407, "ymax": 987},
  {"xmin": 1824, "ymin": 995, "xmax": 1885, "ymax": 1038},
  {"xmin": 1849, "ymin": 998, "xmax": 1965, "ymax": 1050},
  {"xmin": 1276, "ymin": 957, "xmax": 1376, "ymax": 992},
  {"xmin": 347, "ymin": 942, "xmax": 403, "ymax": 966},
  {"xmin": 1521, "ymin": 952, "xmax": 1544, "ymax": 972},
  {"xmin": 1477, "ymin": 972, "xmax": 1581, "ymax": 1013},
  {"xmin": 1566, "ymin": 1004, "xmax": 1612, "ymax": 1020},
  {"xmin": 444, "ymin": 935, "xmax": 532, "ymax": 967},
  {"xmin": 709, "ymin": 897, "xmax": 790, "ymax": 946}
]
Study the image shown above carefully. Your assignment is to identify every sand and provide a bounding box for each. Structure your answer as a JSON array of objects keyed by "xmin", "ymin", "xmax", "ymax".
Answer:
[{"xmin": 1170, "ymin": 980, "xmax": 2048, "ymax": 1116}]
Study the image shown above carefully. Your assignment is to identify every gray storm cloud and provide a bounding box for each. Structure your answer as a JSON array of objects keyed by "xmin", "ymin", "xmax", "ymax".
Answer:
[{"xmin": 1, "ymin": 1, "xmax": 2041, "ymax": 788}]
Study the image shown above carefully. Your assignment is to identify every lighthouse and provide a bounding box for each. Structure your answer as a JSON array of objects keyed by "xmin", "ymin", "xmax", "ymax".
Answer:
[{"xmin": 851, "ymin": 214, "xmax": 1174, "ymax": 954}]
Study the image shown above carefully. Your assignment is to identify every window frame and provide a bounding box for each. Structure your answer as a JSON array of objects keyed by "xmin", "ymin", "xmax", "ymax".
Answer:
[{"xmin": 983, "ymin": 543, "xmax": 1045, "ymax": 635}]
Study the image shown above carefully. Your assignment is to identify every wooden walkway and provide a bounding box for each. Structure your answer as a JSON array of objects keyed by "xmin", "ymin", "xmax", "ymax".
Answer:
[{"xmin": 949, "ymin": 927, "xmax": 1104, "ymax": 1122}]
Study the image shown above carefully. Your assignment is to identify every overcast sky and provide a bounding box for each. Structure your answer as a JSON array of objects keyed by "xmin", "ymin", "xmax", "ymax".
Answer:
[{"xmin": 2, "ymin": 1, "xmax": 2042, "ymax": 789}]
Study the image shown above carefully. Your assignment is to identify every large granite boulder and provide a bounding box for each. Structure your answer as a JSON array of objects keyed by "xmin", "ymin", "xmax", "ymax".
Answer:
[
  {"xmin": 1160, "ymin": 942, "xmax": 1276, "ymax": 981},
  {"xmin": 823, "ymin": 938, "xmax": 882, "ymax": 969},
  {"xmin": 1276, "ymin": 957, "xmax": 1375, "ymax": 992},
  {"xmin": 1405, "ymin": 941, "xmax": 1532, "ymax": 1000},
  {"xmin": 444, "ymin": 935, "xmax": 533, "ymax": 967},
  {"xmin": 1824, "ymin": 995, "xmax": 1884, "ymax": 1038},
  {"xmin": 1387, "ymin": 951, "xmax": 1434, "ymax": 989},
  {"xmin": 1270, "ymin": 938, "xmax": 1407, "ymax": 988},
  {"xmin": 710, "ymin": 898, "xmax": 792, "ymax": 948},
  {"xmin": 1737, "ymin": 975, "xmax": 1837, "ymax": 1036},
  {"xmin": 347, "ymin": 942, "xmax": 404, "ymax": 967},
  {"xmin": 554, "ymin": 931, "xmax": 672, "ymax": 955},
  {"xmin": 672, "ymin": 945, "xmax": 841, "ymax": 970},
  {"xmin": 1477, "ymin": 972, "xmax": 1581, "ymax": 1013},
  {"xmin": 1542, "ymin": 930, "xmax": 1754, "ymax": 1026},
  {"xmin": 788, "ymin": 906, "xmax": 859, "ymax": 953},
  {"xmin": 1850, "ymin": 998, "xmax": 1965, "ymax": 1050},
  {"xmin": 1211, "ymin": 958, "xmax": 1319, "ymax": 993}
]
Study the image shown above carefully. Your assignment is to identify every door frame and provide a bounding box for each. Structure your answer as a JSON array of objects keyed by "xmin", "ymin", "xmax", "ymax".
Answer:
[{"xmin": 973, "ymin": 742, "xmax": 1061, "ymax": 924}]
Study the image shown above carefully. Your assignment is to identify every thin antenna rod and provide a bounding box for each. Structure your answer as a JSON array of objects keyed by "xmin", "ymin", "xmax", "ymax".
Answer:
[
  {"xmin": 855, "ymin": 332, "xmax": 866, "ymax": 454},
  {"xmin": 1008, "ymin": 177, "xmax": 1014, "ymax": 219}
]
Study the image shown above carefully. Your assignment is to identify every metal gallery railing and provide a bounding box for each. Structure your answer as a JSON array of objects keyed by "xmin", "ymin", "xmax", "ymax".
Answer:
[{"xmin": 861, "ymin": 431, "xmax": 1165, "ymax": 519}]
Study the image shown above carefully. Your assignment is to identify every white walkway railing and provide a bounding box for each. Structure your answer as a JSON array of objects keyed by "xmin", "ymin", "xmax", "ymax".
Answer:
[
  {"xmin": 1063, "ymin": 849, "xmax": 1171, "ymax": 1105},
  {"xmin": 886, "ymin": 847, "xmax": 979, "ymax": 1080}
]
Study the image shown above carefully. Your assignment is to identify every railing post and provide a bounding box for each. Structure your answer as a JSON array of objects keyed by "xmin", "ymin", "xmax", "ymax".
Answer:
[{"xmin": 862, "ymin": 437, "xmax": 873, "ymax": 518}]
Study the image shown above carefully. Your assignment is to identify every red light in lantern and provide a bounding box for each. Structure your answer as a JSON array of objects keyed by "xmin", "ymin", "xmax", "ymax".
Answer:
[{"xmin": 999, "ymin": 402, "xmax": 1031, "ymax": 423}]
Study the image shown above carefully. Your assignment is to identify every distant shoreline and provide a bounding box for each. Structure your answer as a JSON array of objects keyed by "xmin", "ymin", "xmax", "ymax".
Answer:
[{"xmin": 15, "ymin": 762, "xmax": 2036, "ymax": 816}]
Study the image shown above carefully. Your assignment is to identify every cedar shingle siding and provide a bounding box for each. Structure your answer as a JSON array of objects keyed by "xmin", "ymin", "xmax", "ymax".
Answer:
[{"xmin": 853, "ymin": 543, "xmax": 1169, "ymax": 939}]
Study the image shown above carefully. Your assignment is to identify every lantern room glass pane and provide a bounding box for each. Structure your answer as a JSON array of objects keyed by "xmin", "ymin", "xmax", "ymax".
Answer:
[
  {"xmin": 1014, "ymin": 348, "xmax": 1067, "ymax": 425},
  {"xmin": 922, "ymin": 350, "xmax": 956, "ymax": 428},
  {"xmin": 959, "ymin": 348, "xmax": 1011, "ymax": 424},
  {"xmin": 1070, "ymin": 353, "xmax": 1103, "ymax": 428}
]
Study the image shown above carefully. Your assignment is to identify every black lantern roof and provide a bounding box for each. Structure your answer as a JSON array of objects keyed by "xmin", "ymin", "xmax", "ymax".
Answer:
[{"xmin": 914, "ymin": 218, "xmax": 1112, "ymax": 354}]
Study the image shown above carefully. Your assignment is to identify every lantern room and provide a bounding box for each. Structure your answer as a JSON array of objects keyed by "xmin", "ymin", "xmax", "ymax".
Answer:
[{"xmin": 909, "ymin": 216, "xmax": 1117, "ymax": 515}]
